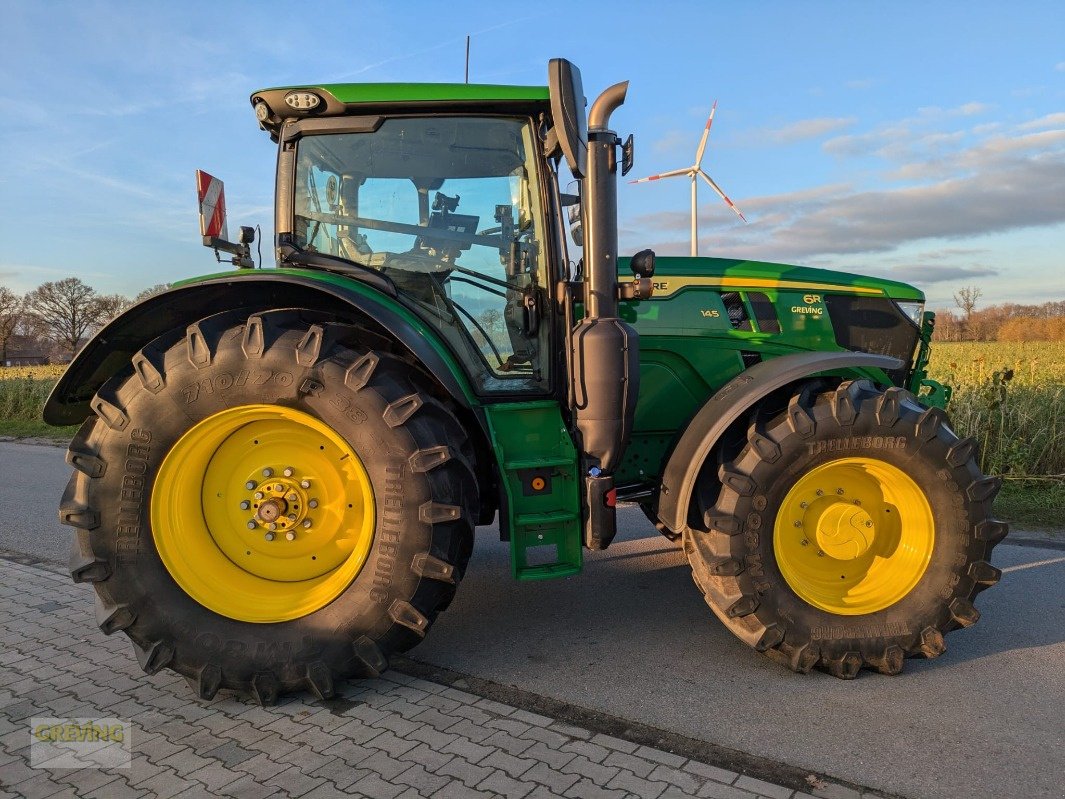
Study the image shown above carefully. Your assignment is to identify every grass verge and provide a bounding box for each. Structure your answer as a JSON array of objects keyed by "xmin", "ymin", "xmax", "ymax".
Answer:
[
  {"xmin": 0, "ymin": 419, "xmax": 77, "ymax": 442},
  {"xmin": 994, "ymin": 480, "xmax": 1065, "ymax": 532}
]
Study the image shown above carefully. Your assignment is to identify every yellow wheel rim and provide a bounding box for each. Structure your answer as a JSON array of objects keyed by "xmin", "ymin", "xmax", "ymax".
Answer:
[
  {"xmin": 151, "ymin": 405, "xmax": 375, "ymax": 623},
  {"xmin": 773, "ymin": 457, "xmax": 934, "ymax": 615}
]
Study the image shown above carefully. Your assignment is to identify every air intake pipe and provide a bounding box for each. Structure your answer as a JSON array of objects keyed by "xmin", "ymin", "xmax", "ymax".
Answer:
[{"xmin": 571, "ymin": 81, "xmax": 639, "ymax": 550}]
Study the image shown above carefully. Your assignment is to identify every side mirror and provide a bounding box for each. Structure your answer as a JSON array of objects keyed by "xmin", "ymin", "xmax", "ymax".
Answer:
[
  {"xmin": 568, "ymin": 203, "xmax": 583, "ymax": 247},
  {"xmin": 564, "ymin": 180, "xmax": 583, "ymax": 247},
  {"xmin": 630, "ymin": 248, "xmax": 656, "ymax": 278},
  {"xmin": 621, "ymin": 134, "xmax": 635, "ymax": 177},
  {"xmin": 548, "ymin": 58, "xmax": 588, "ymax": 179}
]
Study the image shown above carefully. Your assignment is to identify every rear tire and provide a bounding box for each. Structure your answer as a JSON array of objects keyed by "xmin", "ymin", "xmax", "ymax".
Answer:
[
  {"xmin": 61, "ymin": 308, "xmax": 477, "ymax": 703},
  {"xmin": 684, "ymin": 379, "xmax": 1006, "ymax": 678}
]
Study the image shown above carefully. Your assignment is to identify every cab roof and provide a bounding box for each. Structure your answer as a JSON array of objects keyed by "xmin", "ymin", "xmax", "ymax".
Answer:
[
  {"xmin": 268, "ymin": 83, "xmax": 549, "ymax": 104},
  {"xmin": 250, "ymin": 82, "xmax": 550, "ymax": 139}
]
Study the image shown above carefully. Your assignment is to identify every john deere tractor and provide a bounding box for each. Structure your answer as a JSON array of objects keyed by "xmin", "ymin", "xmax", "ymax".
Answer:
[{"xmin": 46, "ymin": 60, "xmax": 1004, "ymax": 704}]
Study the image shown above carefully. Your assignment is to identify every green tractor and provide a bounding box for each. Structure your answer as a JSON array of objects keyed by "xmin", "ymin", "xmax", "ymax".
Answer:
[{"xmin": 47, "ymin": 60, "xmax": 1004, "ymax": 703}]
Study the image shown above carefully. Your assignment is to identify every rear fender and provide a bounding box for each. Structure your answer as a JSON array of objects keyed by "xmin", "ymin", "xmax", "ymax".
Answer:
[
  {"xmin": 45, "ymin": 271, "xmax": 476, "ymax": 425},
  {"xmin": 656, "ymin": 350, "xmax": 901, "ymax": 534}
]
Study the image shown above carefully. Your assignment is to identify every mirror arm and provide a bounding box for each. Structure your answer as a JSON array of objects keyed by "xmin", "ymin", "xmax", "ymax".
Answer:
[
  {"xmin": 204, "ymin": 234, "xmax": 255, "ymax": 269},
  {"xmin": 617, "ymin": 278, "xmax": 654, "ymax": 301}
]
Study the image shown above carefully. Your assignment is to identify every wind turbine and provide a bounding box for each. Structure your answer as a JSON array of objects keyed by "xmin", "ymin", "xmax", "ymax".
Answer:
[{"xmin": 630, "ymin": 101, "xmax": 747, "ymax": 257}]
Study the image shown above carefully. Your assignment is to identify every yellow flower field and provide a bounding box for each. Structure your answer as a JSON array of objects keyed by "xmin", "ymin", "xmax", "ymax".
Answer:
[
  {"xmin": 928, "ymin": 341, "xmax": 1065, "ymax": 385},
  {"xmin": 927, "ymin": 342, "xmax": 1065, "ymax": 477},
  {"xmin": 0, "ymin": 364, "xmax": 67, "ymax": 380}
]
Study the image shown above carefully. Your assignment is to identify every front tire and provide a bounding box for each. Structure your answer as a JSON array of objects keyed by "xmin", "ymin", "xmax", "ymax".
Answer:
[
  {"xmin": 685, "ymin": 379, "xmax": 1006, "ymax": 678},
  {"xmin": 61, "ymin": 309, "xmax": 477, "ymax": 703}
]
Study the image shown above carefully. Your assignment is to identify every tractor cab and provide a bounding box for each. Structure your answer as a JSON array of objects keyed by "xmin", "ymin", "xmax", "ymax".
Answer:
[{"xmin": 248, "ymin": 84, "xmax": 563, "ymax": 397}]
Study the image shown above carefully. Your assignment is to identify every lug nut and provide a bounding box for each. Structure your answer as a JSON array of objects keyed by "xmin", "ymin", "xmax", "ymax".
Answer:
[
  {"xmin": 836, "ymin": 488, "xmax": 845, "ymax": 495},
  {"xmin": 247, "ymin": 521, "xmax": 257, "ymax": 530},
  {"xmin": 245, "ymin": 481, "xmax": 256, "ymax": 490},
  {"xmin": 275, "ymin": 484, "xmax": 284, "ymax": 492},
  {"xmin": 283, "ymin": 467, "xmax": 294, "ymax": 477},
  {"xmin": 817, "ymin": 550, "xmax": 826, "ymax": 557},
  {"xmin": 300, "ymin": 479, "xmax": 311, "ymax": 489},
  {"xmin": 286, "ymin": 531, "xmax": 296, "ymax": 541},
  {"xmin": 287, "ymin": 514, "xmax": 297, "ymax": 521},
  {"xmin": 240, "ymin": 500, "xmax": 250, "ymax": 510},
  {"xmin": 309, "ymin": 499, "xmax": 319, "ymax": 509},
  {"xmin": 254, "ymin": 491, "xmax": 264, "ymax": 500},
  {"xmin": 287, "ymin": 493, "xmax": 298, "ymax": 502},
  {"xmin": 265, "ymin": 532, "xmax": 275, "ymax": 541},
  {"xmin": 262, "ymin": 468, "xmax": 273, "ymax": 477},
  {"xmin": 800, "ymin": 501, "xmax": 808, "ymax": 509},
  {"xmin": 267, "ymin": 522, "xmax": 277, "ymax": 531},
  {"xmin": 303, "ymin": 520, "xmax": 312, "ymax": 529},
  {"xmin": 793, "ymin": 520, "xmax": 802, "ymax": 528},
  {"xmin": 816, "ymin": 489, "xmax": 824, "ymax": 496}
]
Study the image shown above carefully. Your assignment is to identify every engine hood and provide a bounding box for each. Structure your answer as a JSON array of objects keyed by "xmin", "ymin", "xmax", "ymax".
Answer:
[{"xmin": 617, "ymin": 255, "xmax": 924, "ymax": 302}]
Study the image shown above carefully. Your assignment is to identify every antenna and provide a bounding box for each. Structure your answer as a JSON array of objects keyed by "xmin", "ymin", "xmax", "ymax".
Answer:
[
  {"xmin": 464, "ymin": 35, "xmax": 470, "ymax": 83},
  {"xmin": 629, "ymin": 101, "xmax": 746, "ymax": 256}
]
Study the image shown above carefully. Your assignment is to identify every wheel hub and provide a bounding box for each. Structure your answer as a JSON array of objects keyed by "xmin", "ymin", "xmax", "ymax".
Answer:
[
  {"xmin": 255, "ymin": 496, "xmax": 287, "ymax": 524},
  {"xmin": 151, "ymin": 404, "xmax": 376, "ymax": 623},
  {"xmin": 813, "ymin": 503, "xmax": 874, "ymax": 560},
  {"xmin": 246, "ymin": 474, "xmax": 311, "ymax": 532},
  {"xmin": 774, "ymin": 457, "xmax": 935, "ymax": 615}
]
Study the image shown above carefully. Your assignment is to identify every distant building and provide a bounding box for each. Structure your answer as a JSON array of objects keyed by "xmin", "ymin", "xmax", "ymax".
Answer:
[{"xmin": 3, "ymin": 335, "xmax": 51, "ymax": 366}]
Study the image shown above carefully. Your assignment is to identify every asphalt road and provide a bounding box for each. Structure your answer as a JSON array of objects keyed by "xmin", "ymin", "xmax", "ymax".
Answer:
[{"xmin": 3, "ymin": 439, "xmax": 1063, "ymax": 799}]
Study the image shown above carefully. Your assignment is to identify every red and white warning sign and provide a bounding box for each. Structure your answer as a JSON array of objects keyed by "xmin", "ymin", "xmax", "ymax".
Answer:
[{"xmin": 196, "ymin": 169, "xmax": 229, "ymax": 241}]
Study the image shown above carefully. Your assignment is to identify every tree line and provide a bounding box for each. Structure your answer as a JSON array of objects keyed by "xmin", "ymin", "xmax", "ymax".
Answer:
[
  {"xmin": 0, "ymin": 278, "xmax": 170, "ymax": 363},
  {"xmin": 934, "ymin": 286, "xmax": 1065, "ymax": 342}
]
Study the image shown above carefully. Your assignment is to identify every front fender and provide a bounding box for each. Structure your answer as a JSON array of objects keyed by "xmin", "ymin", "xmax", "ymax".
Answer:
[
  {"xmin": 656, "ymin": 350, "xmax": 901, "ymax": 533},
  {"xmin": 44, "ymin": 269, "xmax": 477, "ymax": 426}
]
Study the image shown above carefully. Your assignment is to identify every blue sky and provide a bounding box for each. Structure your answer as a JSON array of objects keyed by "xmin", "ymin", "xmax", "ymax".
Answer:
[{"xmin": 2, "ymin": 0, "xmax": 1062, "ymax": 310}]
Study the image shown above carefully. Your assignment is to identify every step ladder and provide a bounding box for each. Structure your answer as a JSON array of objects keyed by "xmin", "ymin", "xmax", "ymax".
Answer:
[{"xmin": 484, "ymin": 401, "xmax": 582, "ymax": 580}]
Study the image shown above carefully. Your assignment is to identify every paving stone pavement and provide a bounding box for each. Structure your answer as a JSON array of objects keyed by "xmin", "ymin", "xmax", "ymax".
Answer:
[{"xmin": 0, "ymin": 558, "xmax": 855, "ymax": 799}]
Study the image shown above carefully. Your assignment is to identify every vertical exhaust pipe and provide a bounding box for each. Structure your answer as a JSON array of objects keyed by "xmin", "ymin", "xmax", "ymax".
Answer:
[
  {"xmin": 571, "ymin": 81, "xmax": 640, "ymax": 550},
  {"xmin": 583, "ymin": 82, "xmax": 628, "ymax": 320}
]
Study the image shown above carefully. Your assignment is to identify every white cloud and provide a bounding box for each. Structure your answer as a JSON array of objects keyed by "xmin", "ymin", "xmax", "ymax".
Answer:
[
  {"xmin": 957, "ymin": 102, "xmax": 992, "ymax": 116},
  {"xmin": 651, "ymin": 130, "xmax": 695, "ymax": 156},
  {"xmin": 823, "ymin": 102, "xmax": 997, "ymax": 160},
  {"xmin": 887, "ymin": 264, "xmax": 998, "ymax": 285},
  {"xmin": 752, "ymin": 117, "xmax": 857, "ymax": 145},
  {"xmin": 823, "ymin": 126, "xmax": 910, "ymax": 157},
  {"xmin": 1017, "ymin": 112, "xmax": 1065, "ymax": 131},
  {"xmin": 916, "ymin": 102, "xmax": 993, "ymax": 118}
]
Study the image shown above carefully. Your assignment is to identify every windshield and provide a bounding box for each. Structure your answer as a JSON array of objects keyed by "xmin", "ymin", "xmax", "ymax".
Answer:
[{"xmin": 293, "ymin": 116, "xmax": 551, "ymax": 394}]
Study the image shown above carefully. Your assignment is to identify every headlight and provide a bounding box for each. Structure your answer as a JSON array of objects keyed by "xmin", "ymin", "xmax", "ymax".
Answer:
[
  {"xmin": 284, "ymin": 91, "xmax": 321, "ymax": 111},
  {"xmin": 894, "ymin": 301, "xmax": 924, "ymax": 327}
]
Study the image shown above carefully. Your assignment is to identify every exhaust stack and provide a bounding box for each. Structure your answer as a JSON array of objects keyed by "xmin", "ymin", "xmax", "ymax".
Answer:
[{"xmin": 570, "ymin": 81, "xmax": 640, "ymax": 550}]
